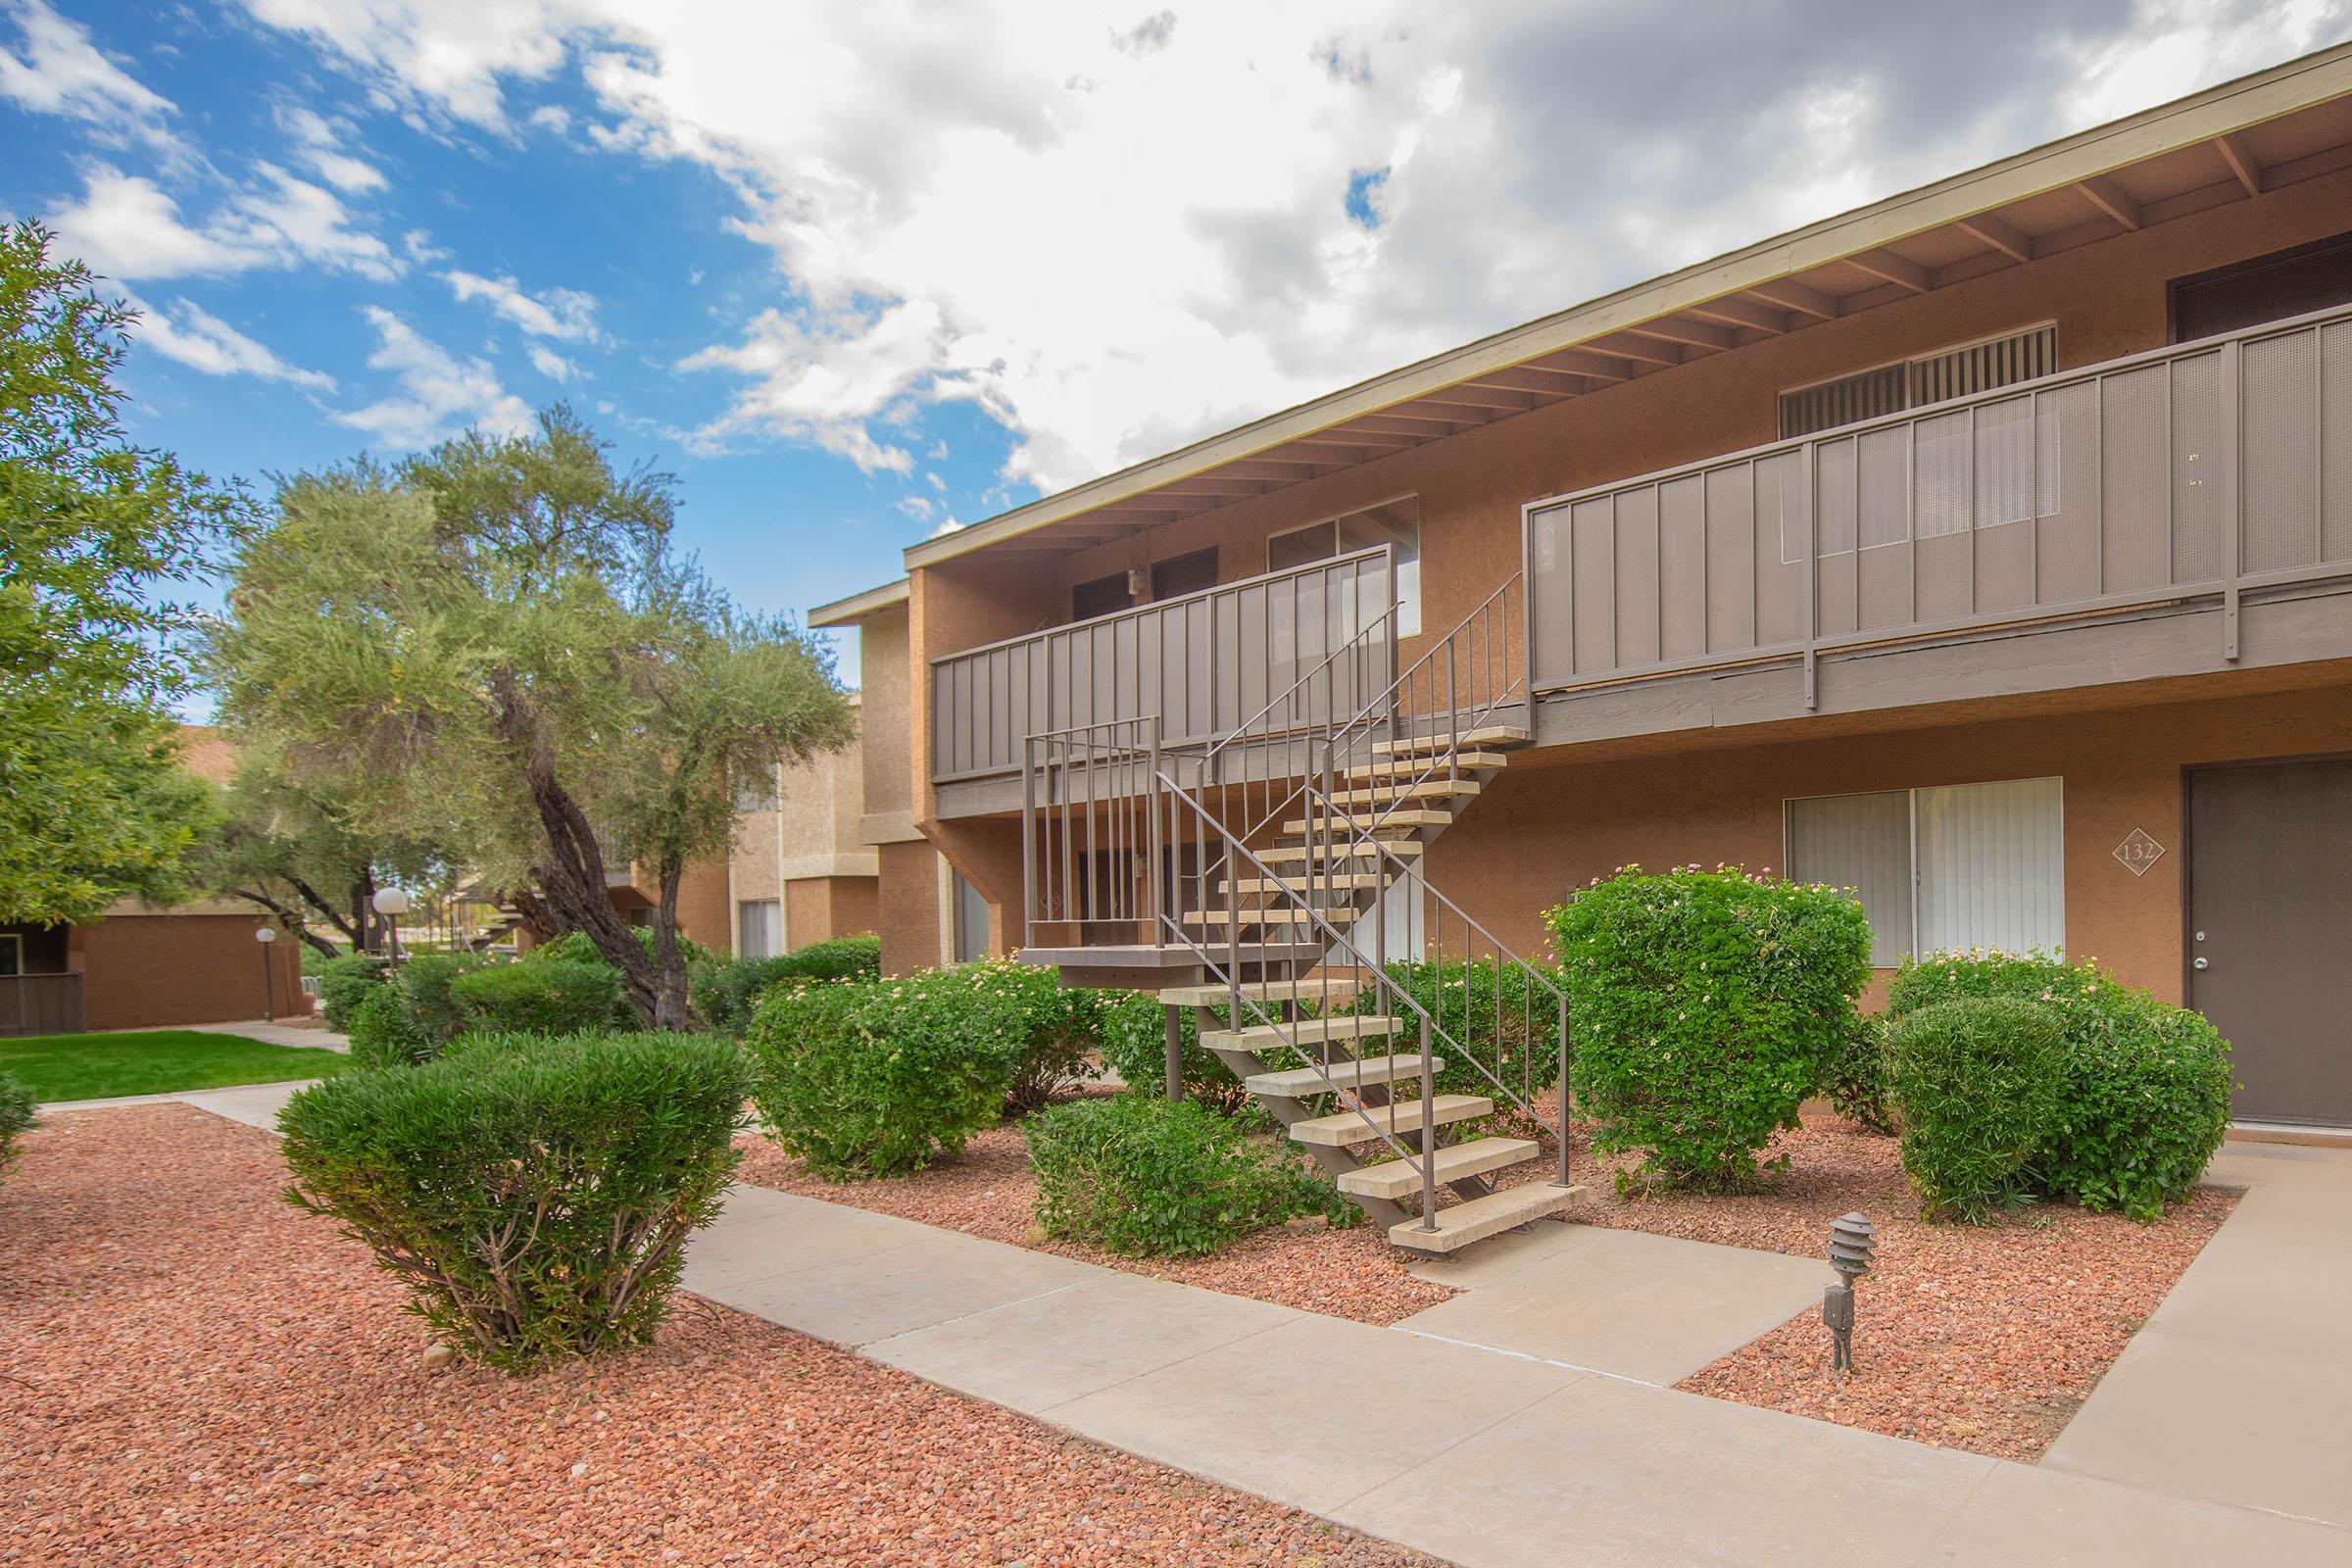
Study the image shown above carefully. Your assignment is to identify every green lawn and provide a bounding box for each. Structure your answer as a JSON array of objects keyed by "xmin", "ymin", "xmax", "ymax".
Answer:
[{"xmin": 0, "ymin": 1031, "xmax": 352, "ymax": 1102}]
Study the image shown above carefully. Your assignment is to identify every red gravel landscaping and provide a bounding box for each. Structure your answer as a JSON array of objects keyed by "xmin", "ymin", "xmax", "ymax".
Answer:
[
  {"xmin": 739, "ymin": 1104, "xmax": 2235, "ymax": 1463},
  {"xmin": 2, "ymin": 1104, "xmax": 1444, "ymax": 1568}
]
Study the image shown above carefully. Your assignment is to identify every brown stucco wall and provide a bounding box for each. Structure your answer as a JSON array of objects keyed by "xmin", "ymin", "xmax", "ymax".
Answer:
[
  {"xmin": 673, "ymin": 855, "xmax": 733, "ymax": 955},
  {"xmin": 858, "ymin": 606, "xmax": 916, "ymax": 820},
  {"xmin": 783, "ymin": 875, "xmax": 880, "ymax": 950},
  {"xmin": 876, "ymin": 839, "xmax": 945, "ymax": 976},
  {"xmin": 72, "ymin": 912, "xmax": 309, "ymax": 1031},
  {"xmin": 1425, "ymin": 676, "xmax": 2352, "ymax": 1004},
  {"xmin": 908, "ymin": 169, "xmax": 2352, "ymax": 813}
]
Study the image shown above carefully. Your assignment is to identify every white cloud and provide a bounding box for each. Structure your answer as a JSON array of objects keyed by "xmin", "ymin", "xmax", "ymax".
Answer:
[
  {"xmin": 526, "ymin": 342, "xmax": 573, "ymax": 379},
  {"xmin": 927, "ymin": 514, "xmax": 964, "ymax": 538},
  {"xmin": 0, "ymin": 0, "xmax": 176, "ymax": 148},
  {"xmin": 43, "ymin": 162, "xmax": 400, "ymax": 282},
  {"xmin": 334, "ymin": 306, "xmax": 533, "ymax": 448},
  {"xmin": 132, "ymin": 297, "xmax": 336, "ymax": 391},
  {"xmin": 443, "ymin": 269, "xmax": 603, "ymax": 340},
  {"xmin": 239, "ymin": 0, "xmax": 2352, "ymax": 495},
  {"xmin": 893, "ymin": 494, "xmax": 935, "ymax": 522},
  {"xmin": 278, "ymin": 104, "xmax": 388, "ymax": 192}
]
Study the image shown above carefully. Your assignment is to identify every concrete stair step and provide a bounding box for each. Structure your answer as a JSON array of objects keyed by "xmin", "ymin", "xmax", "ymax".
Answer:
[
  {"xmin": 1203, "ymin": 1013, "xmax": 1402, "ymax": 1053},
  {"xmin": 1228, "ymin": 873, "xmax": 1384, "ymax": 895},
  {"xmin": 1389, "ymin": 1181, "xmax": 1589, "ymax": 1255},
  {"xmin": 1157, "ymin": 979, "xmax": 1364, "ymax": 1008},
  {"xmin": 1372, "ymin": 725, "xmax": 1529, "ymax": 757},
  {"xmin": 1339, "ymin": 1137, "xmax": 1542, "ymax": 1200},
  {"xmin": 1280, "ymin": 809, "xmax": 1451, "ymax": 836},
  {"xmin": 1343, "ymin": 752, "xmax": 1508, "ymax": 780},
  {"xmin": 1289, "ymin": 1094, "xmax": 1493, "ymax": 1148},
  {"xmin": 1322, "ymin": 780, "xmax": 1481, "ymax": 809},
  {"xmin": 1258, "ymin": 841, "xmax": 1423, "ymax": 864},
  {"xmin": 1245, "ymin": 1052, "xmax": 1441, "ymax": 1099},
  {"xmin": 1181, "ymin": 906, "xmax": 1342, "ymax": 929}
]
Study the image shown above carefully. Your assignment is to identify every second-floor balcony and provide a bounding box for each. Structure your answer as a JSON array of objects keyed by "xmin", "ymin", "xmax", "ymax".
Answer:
[{"xmin": 929, "ymin": 303, "xmax": 2352, "ymax": 808}]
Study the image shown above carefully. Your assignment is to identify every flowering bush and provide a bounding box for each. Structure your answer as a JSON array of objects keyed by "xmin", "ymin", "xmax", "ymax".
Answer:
[
  {"xmin": 1546, "ymin": 865, "xmax": 1873, "ymax": 1191},
  {"xmin": 1889, "ymin": 951, "xmax": 2232, "ymax": 1221},
  {"xmin": 1887, "ymin": 998, "xmax": 2064, "ymax": 1220}
]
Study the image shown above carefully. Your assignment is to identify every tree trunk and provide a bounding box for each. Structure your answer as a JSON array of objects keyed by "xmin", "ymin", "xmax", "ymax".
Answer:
[
  {"xmin": 650, "ymin": 858, "xmax": 697, "ymax": 1031},
  {"xmin": 232, "ymin": 886, "xmax": 340, "ymax": 957}
]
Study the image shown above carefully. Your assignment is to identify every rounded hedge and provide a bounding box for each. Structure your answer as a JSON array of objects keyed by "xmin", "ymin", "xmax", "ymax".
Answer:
[
  {"xmin": 277, "ymin": 1032, "xmax": 751, "ymax": 1371},
  {"xmin": 1890, "ymin": 951, "xmax": 2232, "ymax": 1221},
  {"xmin": 1546, "ymin": 866, "xmax": 1874, "ymax": 1191},
  {"xmin": 1820, "ymin": 1010, "xmax": 1896, "ymax": 1135},
  {"xmin": 1026, "ymin": 1094, "xmax": 1351, "ymax": 1256},
  {"xmin": 693, "ymin": 936, "xmax": 884, "ymax": 1037},
  {"xmin": 450, "ymin": 958, "xmax": 623, "ymax": 1038},
  {"xmin": 317, "ymin": 953, "xmax": 385, "ymax": 1031},
  {"xmin": 1887, "ymin": 997, "xmax": 2065, "ymax": 1221}
]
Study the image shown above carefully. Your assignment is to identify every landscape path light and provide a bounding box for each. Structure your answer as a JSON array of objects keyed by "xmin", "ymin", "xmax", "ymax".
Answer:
[
  {"xmin": 255, "ymin": 924, "xmax": 278, "ymax": 1023},
  {"xmin": 1823, "ymin": 1210, "xmax": 1878, "ymax": 1373},
  {"xmin": 372, "ymin": 887, "xmax": 412, "ymax": 965}
]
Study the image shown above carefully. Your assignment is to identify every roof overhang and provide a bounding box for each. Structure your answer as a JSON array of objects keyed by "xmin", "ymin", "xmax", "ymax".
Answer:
[
  {"xmin": 810, "ymin": 577, "xmax": 909, "ymax": 628},
  {"xmin": 904, "ymin": 40, "xmax": 2352, "ymax": 572}
]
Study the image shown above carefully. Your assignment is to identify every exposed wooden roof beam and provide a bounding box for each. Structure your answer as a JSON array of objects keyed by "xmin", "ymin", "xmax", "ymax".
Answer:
[
  {"xmin": 1340, "ymin": 413, "xmax": 1478, "ymax": 437},
  {"xmin": 1152, "ymin": 476, "xmax": 1272, "ymax": 498},
  {"xmin": 1407, "ymin": 385, "xmax": 1542, "ymax": 414},
  {"xmin": 2215, "ymin": 132, "xmax": 2265, "ymax": 195},
  {"xmin": 1519, "ymin": 347, "xmax": 1634, "ymax": 381},
  {"xmin": 1846, "ymin": 248, "xmax": 1932, "ymax": 293},
  {"xmin": 1580, "ymin": 332, "xmax": 1683, "ymax": 368},
  {"xmin": 1685, "ymin": 295, "xmax": 1789, "ymax": 334},
  {"xmin": 1621, "ymin": 316, "xmax": 1737, "ymax": 353},
  {"xmin": 1459, "ymin": 366, "xmax": 1593, "ymax": 395},
  {"xmin": 1957, "ymin": 212, "xmax": 2034, "ymax": 264},
  {"xmin": 2073, "ymin": 173, "xmax": 2142, "ymax": 230},
  {"xmin": 1284, "ymin": 431, "xmax": 1419, "ymax": 452},
  {"xmin": 1743, "ymin": 277, "xmax": 1839, "ymax": 319},
  {"xmin": 1218, "ymin": 459, "xmax": 1341, "ymax": 479}
]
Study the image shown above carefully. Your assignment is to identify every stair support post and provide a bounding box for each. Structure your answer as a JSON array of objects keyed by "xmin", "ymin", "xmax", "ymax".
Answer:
[
  {"xmin": 1163, "ymin": 1004, "xmax": 1185, "ymax": 1103},
  {"xmin": 1417, "ymin": 1014, "xmax": 1439, "ymax": 1231},
  {"xmin": 1556, "ymin": 992, "xmax": 1571, "ymax": 1188}
]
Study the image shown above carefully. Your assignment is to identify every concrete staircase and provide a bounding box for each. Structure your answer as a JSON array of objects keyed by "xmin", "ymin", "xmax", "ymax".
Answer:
[{"xmin": 1160, "ymin": 723, "xmax": 1586, "ymax": 1257}]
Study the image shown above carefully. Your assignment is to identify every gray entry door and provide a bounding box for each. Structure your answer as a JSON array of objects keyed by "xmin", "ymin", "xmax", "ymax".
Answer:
[{"xmin": 2186, "ymin": 757, "xmax": 2352, "ymax": 1126}]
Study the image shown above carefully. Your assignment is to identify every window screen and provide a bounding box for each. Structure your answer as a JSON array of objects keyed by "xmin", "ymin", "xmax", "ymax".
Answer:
[
  {"xmin": 1780, "ymin": 324, "xmax": 2057, "ymax": 439},
  {"xmin": 736, "ymin": 900, "xmax": 781, "ymax": 959},
  {"xmin": 1787, "ymin": 777, "xmax": 2063, "ymax": 963},
  {"xmin": 953, "ymin": 871, "xmax": 992, "ymax": 963}
]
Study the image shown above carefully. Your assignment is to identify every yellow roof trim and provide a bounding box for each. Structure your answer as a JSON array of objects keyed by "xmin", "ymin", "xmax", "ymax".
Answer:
[{"xmin": 905, "ymin": 41, "xmax": 2352, "ymax": 571}]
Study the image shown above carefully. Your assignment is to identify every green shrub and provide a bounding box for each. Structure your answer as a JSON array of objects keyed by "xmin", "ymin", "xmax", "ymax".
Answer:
[
  {"xmin": 1887, "ymin": 998, "xmax": 2065, "ymax": 1221},
  {"xmin": 348, "ymin": 983, "xmax": 437, "ymax": 1069},
  {"xmin": 694, "ymin": 935, "xmax": 887, "ymax": 1037},
  {"xmin": 746, "ymin": 963, "xmax": 1030, "ymax": 1178},
  {"xmin": 1891, "ymin": 951, "xmax": 2231, "ymax": 1220},
  {"xmin": 278, "ymin": 1032, "xmax": 750, "ymax": 1371},
  {"xmin": 1821, "ymin": 1010, "xmax": 1896, "ymax": 1134},
  {"xmin": 524, "ymin": 926, "xmax": 721, "ymax": 970},
  {"xmin": 0, "ymin": 1070, "xmax": 36, "ymax": 1180},
  {"xmin": 318, "ymin": 953, "xmax": 387, "ymax": 1031},
  {"xmin": 1099, "ymin": 993, "xmax": 1255, "ymax": 1113},
  {"xmin": 452, "ymin": 959, "xmax": 624, "ymax": 1037},
  {"xmin": 1026, "ymin": 1095, "xmax": 1352, "ymax": 1255},
  {"xmin": 1348, "ymin": 958, "xmax": 1566, "ymax": 1108},
  {"xmin": 1546, "ymin": 866, "xmax": 1874, "ymax": 1191},
  {"xmin": 986, "ymin": 959, "xmax": 1110, "ymax": 1115}
]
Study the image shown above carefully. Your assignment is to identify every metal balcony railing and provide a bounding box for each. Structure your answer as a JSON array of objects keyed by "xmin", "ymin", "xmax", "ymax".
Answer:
[{"xmin": 1523, "ymin": 301, "xmax": 2352, "ymax": 701}]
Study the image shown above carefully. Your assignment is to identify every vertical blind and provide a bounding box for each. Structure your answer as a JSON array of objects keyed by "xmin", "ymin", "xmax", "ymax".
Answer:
[
  {"xmin": 736, "ymin": 899, "xmax": 782, "ymax": 960},
  {"xmin": 1787, "ymin": 777, "xmax": 2063, "ymax": 964}
]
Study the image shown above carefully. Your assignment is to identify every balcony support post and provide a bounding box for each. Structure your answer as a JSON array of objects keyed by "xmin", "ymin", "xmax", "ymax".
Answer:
[{"xmin": 2223, "ymin": 336, "xmax": 2243, "ymax": 662}]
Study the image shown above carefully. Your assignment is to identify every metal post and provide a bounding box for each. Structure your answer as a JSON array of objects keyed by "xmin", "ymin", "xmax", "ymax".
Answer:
[
  {"xmin": 1556, "ymin": 994, "xmax": 1570, "ymax": 1188},
  {"xmin": 1163, "ymin": 1003, "xmax": 1184, "ymax": 1103},
  {"xmin": 260, "ymin": 937, "xmax": 275, "ymax": 1023},
  {"xmin": 1417, "ymin": 1013, "xmax": 1439, "ymax": 1231},
  {"xmin": 1021, "ymin": 737, "xmax": 1036, "ymax": 946}
]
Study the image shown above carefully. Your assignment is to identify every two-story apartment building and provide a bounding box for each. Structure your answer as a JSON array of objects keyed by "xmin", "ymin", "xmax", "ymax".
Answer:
[{"xmin": 820, "ymin": 46, "xmax": 2352, "ymax": 1134}]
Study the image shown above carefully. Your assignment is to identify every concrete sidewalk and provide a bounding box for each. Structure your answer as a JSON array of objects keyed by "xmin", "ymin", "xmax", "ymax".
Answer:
[
  {"xmin": 2043, "ymin": 1140, "xmax": 2352, "ymax": 1530},
  {"xmin": 684, "ymin": 1185, "xmax": 2349, "ymax": 1567},
  {"xmin": 42, "ymin": 1080, "xmax": 316, "ymax": 1125}
]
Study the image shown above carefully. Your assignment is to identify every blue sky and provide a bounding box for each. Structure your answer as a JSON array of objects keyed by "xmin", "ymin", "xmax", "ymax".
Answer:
[{"xmin": 7, "ymin": 2, "xmax": 2348, "ymax": 691}]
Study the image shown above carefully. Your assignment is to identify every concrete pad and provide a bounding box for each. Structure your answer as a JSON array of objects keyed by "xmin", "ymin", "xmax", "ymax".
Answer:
[
  {"xmin": 1045, "ymin": 1313, "xmax": 1581, "ymax": 1516},
  {"xmin": 696, "ymin": 1228, "xmax": 1097, "ymax": 1348},
  {"xmin": 2041, "ymin": 1325, "xmax": 2352, "ymax": 1529},
  {"xmin": 1331, "ymin": 1372, "xmax": 1992, "ymax": 1568},
  {"xmin": 1922, "ymin": 1458, "xmax": 2352, "ymax": 1567},
  {"xmin": 1394, "ymin": 1224, "xmax": 1824, "ymax": 1384},
  {"xmin": 869, "ymin": 1272, "xmax": 1302, "ymax": 1414},
  {"xmin": 178, "ymin": 1081, "xmax": 314, "ymax": 1131},
  {"xmin": 183, "ymin": 1020, "xmax": 349, "ymax": 1052},
  {"xmin": 681, "ymin": 1192, "xmax": 933, "ymax": 1290}
]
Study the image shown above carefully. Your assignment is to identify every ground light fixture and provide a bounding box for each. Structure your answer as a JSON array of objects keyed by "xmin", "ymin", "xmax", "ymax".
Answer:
[
  {"xmin": 1823, "ymin": 1210, "xmax": 1878, "ymax": 1373},
  {"xmin": 371, "ymin": 887, "xmax": 412, "ymax": 964},
  {"xmin": 255, "ymin": 924, "xmax": 278, "ymax": 1023}
]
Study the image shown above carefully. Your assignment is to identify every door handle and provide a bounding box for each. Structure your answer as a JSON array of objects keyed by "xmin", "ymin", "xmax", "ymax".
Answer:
[{"xmin": 2193, "ymin": 956, "xmax": 2210, "ymax": 970}]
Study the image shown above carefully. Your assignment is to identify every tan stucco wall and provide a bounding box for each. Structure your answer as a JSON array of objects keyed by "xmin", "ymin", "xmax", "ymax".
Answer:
[
  {"xmin": 722, "ymin": 701, "xmax": 873, "ymax": 954},
  {"xmin": 71, "ymin": 912, "xmax": 309, "ymax": 1031},
  {"xmin": 876, "ymin": 839, "xmax": 945, "ymax": 976},
  {"xmin": 784, "ymin": 875, "xmax": 880, "ymax": 950},
  {"xmin": 858, "ymin": 606, "xmax": 916, "ymax": 820},
  {"xmin": 1424, "ymin": 675, "xmax": 2352, "ymax": 1004},
  {"xmin": 673, "ymin": 857, "xmax": 733, "ymax": 955},
  {"xmin": 908, "ymin": 168, "xmax": 2352, "ymax": 815}
]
